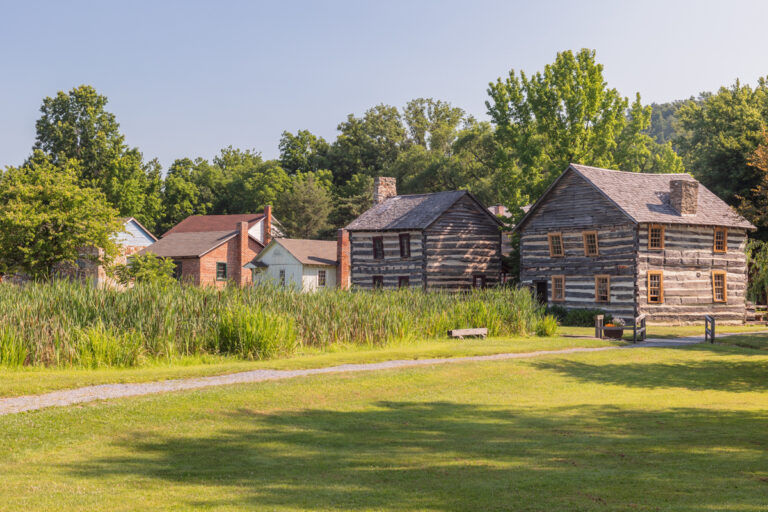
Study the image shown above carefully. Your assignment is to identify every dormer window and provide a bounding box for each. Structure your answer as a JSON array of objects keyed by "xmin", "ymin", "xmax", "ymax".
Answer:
[
  {"xmin": 714, "ymin": 227, "xmax": 727, "ymax": 253},
  {"xmin": 648, "ymin": 224, "xmax": 664, "ymax": 250},
  {"xmin": 548, "ymin": 232, "xmax": 564, "ymax": 257}
]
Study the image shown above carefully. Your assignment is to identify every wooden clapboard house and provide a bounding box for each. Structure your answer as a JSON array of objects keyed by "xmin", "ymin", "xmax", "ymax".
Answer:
[
  {"xmin": 514, "ymin": 164, "xmax": 755, "ymax": 324},
  {"xmin": 343, "ymin": 177, "xmax": 503, "ymax": 290}
]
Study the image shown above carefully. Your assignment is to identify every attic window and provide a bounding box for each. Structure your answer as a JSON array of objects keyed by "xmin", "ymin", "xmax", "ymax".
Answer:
[
  {"xmin": 548, "ymin": 233, "xmax": 564, "ymax": 258},
  {"xmin": 583, "ymin": 231, "xmax": 599, "ymax": 256},
  {"xmin": 714, "ymin": 227, "xmax": 728, "ymax": 253},
  {"xmin": 648, "ymin": 225, "xmax": 664, "ymax": 250}
]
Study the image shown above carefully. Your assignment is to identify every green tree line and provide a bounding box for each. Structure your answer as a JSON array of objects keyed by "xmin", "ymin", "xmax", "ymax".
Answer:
[{"xmin": 3, "ymin": 48, "xmax": 768, "ymax": 278}]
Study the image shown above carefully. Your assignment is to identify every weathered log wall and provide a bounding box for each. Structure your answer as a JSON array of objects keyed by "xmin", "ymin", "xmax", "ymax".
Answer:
[
  {"xmin": 519, "ymin": 171, "xmax": 637, "ymax": 319},
  {"xmin": 423, "ymin": 195, "xmax": 502, "ymax": 290},
  {"xmin": 520, "ymin": 225, "xmax": 637, "ymax": 319},
  {"xmin": 349, "ymin": 230, "xmax": 423, "ymax": 289},
  {"xmin": 637, "ymin": 224, "xmax": 748, "ymax": 324}
]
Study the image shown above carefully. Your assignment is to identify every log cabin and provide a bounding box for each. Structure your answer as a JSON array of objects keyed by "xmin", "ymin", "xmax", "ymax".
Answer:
[
  {"xmin": 343, "ymin": 177, "xmax": 503, "ymax": 290},
  {"xmin": 514, "ymin": 164, "xmax": 756, "ymax": 324}
]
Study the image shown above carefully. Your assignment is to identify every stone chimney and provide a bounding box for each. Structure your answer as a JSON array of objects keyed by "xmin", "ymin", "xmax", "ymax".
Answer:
[
  {"xmin": 373, "ymin": 177, "xmax": 397, "ymax": 205},
  {"xmin": 669, "ymin": 179, "xmax": 699, "ymax": 215},
  {"xmin": 263, "ymin": 205, "xmax": 272, "ymax": 245},
  {"xmin": 237, "ymin": 221, "xmax": 250, "ymax": 287},
  {"xmin": 336, "ymin": 228, "xmax": 350, "ymax": 290}
]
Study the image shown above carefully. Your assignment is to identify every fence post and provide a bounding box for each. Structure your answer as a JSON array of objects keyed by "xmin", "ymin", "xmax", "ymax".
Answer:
[
  {"xmin": 595, "ymin": 315, "xmax": 604, "ymax": 339},
  {"xmin": 705, "ymin": 315, "xmax": 715, "ymax": 343}
]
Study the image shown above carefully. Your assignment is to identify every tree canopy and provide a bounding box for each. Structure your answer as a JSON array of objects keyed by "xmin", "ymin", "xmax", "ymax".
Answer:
[
  {"xmin": 486, "ymin": 48, "xmax": 683, "ymax": 217},
  {"xmin": 11, "ymin": 50, "xmax": 765, "ymax": 251},
  {"xmin": 0, "ymin": 152, "xmax": 122, "ymax": 279}
]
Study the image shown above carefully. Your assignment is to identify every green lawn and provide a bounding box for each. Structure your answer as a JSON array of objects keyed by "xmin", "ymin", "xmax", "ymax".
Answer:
[
  {"xmin": 1, "ymin": 342, "xmax": 768, "ymax": 511},
  {"xmin": 0, "ymin": 335, "xmax": 618, "ymax": 398},
  {"xmin": 714, "ymin": 332, "xmax": 768, "ymax": 351},
  {"xmin": 559, "ymin": 322, "xmax": 768, "ymax": 339}
]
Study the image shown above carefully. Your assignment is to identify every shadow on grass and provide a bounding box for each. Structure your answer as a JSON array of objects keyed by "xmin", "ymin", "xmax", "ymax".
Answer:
[
  {"xmin": 535, "ymin": 348, "xmax": 768, "ymax": 392},
  {"xmin": 65, "ymin": 401, "xmax": 768, "ymax": 511}
]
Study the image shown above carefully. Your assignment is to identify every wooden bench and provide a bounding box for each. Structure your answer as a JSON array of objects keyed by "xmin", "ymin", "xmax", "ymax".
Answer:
[{"xmin": 448, "ymin": 328, "xmax": 488, "ymax": 339}]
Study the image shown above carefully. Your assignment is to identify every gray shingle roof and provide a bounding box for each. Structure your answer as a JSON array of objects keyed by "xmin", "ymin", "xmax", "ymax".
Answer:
[
  {"xmin": 139, "ymin": 230, "xmax": 237, "ymax": 258},
  {"xmin": 518, "ymin": 164, "xmax": 755, "ymax": 231},
  {"xmin": 345, "ymin": 190, "xmax": 500, "ymax": 231}
]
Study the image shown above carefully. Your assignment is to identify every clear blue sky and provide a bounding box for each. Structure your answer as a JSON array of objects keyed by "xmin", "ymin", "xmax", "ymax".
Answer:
[{"xmin": 2, "ymin": 0, "xmax": 768, "ymax": 170}]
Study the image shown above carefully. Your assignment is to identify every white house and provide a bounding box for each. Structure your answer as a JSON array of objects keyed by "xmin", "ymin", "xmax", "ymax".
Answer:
[
  {"xmin": 72, "ymin": 217, "xmax": 157, "ymax": 287},
  {"xmin": 249, "ymin": 238, "xmax": 338, "ymax": 292}
]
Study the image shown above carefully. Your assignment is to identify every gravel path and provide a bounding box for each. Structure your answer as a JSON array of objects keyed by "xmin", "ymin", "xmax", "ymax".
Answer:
[{"xmin": 0, "ymin": 333, "xmax": 752, "ymax": 416}]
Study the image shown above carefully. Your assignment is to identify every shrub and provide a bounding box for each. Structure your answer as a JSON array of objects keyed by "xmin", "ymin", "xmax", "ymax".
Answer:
[
  {"xmin": 217, "ymin": 306, "xmax": 297, "ymax": 359},
  {"xmin": 548, "ymin": 306, "xmax": 613, "ymax": 327},
  {"xmin": 536, "ymin": 315, "xmax": 559, "ymax": 337},
  {"xmin": 112, "ymin": 253, "xmax": 177, "ymax": 286}
]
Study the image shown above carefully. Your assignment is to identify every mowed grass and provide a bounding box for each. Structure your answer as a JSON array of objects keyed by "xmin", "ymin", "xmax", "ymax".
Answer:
[
  {"xmin": 715, "ymin": 333, "xmax": 768, "ymax": 351},
  {"xmin": 1, "ymin": 343, "xmax": 768, "ymax": 511},
  {"xmin": 0, "ymin": 335, "xmax": 618, "ymax": 397},
  {"xmin": 559, "ymin": 322, "xmax": 768, "ymax": 339}
]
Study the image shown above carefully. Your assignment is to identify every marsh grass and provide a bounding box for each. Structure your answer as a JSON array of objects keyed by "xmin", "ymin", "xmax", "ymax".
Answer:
[{"xmin": 0, "ymin": 281, "xmax": 553, "ymax": 367}]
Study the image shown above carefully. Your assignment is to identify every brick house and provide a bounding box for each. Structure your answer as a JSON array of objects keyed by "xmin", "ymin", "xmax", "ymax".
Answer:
[{"xmin": 140, "ymin": 207, "xmax": 279, "ymax": 287}]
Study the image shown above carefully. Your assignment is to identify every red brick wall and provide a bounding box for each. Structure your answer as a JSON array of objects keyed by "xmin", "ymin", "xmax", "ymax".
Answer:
[
  {"xmin": 192, "ymin": 236, "xmax": 262, "ymax": 288},
  {"xmin": 337, "ymin": 228, "xmax": 350, "ymax": 289}
]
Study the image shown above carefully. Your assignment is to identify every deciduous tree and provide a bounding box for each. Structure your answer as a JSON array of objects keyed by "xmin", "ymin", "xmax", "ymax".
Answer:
[{"xmin": 0, "ymin": 152, "xmax": 122, "ymax": 279}]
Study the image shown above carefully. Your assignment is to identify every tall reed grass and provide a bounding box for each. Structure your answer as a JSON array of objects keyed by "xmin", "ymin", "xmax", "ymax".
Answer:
[{"xmin": 0, "ymin": 280, "xmax": 554, "ymax": 367}]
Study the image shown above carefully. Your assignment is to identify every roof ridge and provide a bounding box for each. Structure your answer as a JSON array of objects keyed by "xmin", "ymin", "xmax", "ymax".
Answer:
[
  {"xmin": 387, "ymin": 190, "xmax": 465, "ymax": 199},
  {"xmin": 571, "ymin": 163, "xmax": 693, "ymax": 177}
]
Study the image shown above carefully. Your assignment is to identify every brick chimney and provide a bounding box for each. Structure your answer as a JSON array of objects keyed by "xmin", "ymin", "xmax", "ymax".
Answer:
[
  {"xmin": 373, "ymin": 177, "xmax": 397, "ymax": 205},
  {"xmin": 670, "ymin": 179, "xmax": 699, "ymax": 215},
  {"xmin": 336, "ymin": 228, "xmax": 350, "ymax": 290},
  {"xmin": 237, "ymin": 221, "xmax": 250, "ymax": 286},
  {"xmin": 263, "ymin": 205, "xmax": 272, "ymax": 245}
]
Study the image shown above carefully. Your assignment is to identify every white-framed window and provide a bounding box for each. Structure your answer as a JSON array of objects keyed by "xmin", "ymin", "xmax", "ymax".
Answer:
[
  {"xmin": 318, "ymin": 269, "xmax": 327, "ymax": 287},
  {"xmin": 279, "ymin": 269, "xmax": 286, "ymax": 286}
]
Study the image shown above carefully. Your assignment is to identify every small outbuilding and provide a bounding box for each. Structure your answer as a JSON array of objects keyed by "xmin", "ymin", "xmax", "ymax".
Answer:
[{"xmin": 249, "ymin": 238, "xmax": 338, "ymax": 292}]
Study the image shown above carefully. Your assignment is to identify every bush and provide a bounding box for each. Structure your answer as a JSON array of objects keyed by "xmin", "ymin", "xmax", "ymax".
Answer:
[
  {"xmin": 535, "ymin": 315, "xmax": 559, "ymax": 337},
  {"xmin": 547, "ymin": 306, "xmax": 612, "ymax": 327},
  {"xmin": 217, "ymin": 306, "xmax": 297, "ymax": 359},
  {"xmin": 112, "ymin": 253, "xmax": 177, "ymax": 286}
]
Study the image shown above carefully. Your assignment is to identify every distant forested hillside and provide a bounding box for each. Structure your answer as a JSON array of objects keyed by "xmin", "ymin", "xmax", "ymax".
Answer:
[{"xmin": 646, "ymin": 99, "xmax": 694, "ymax": 147}]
